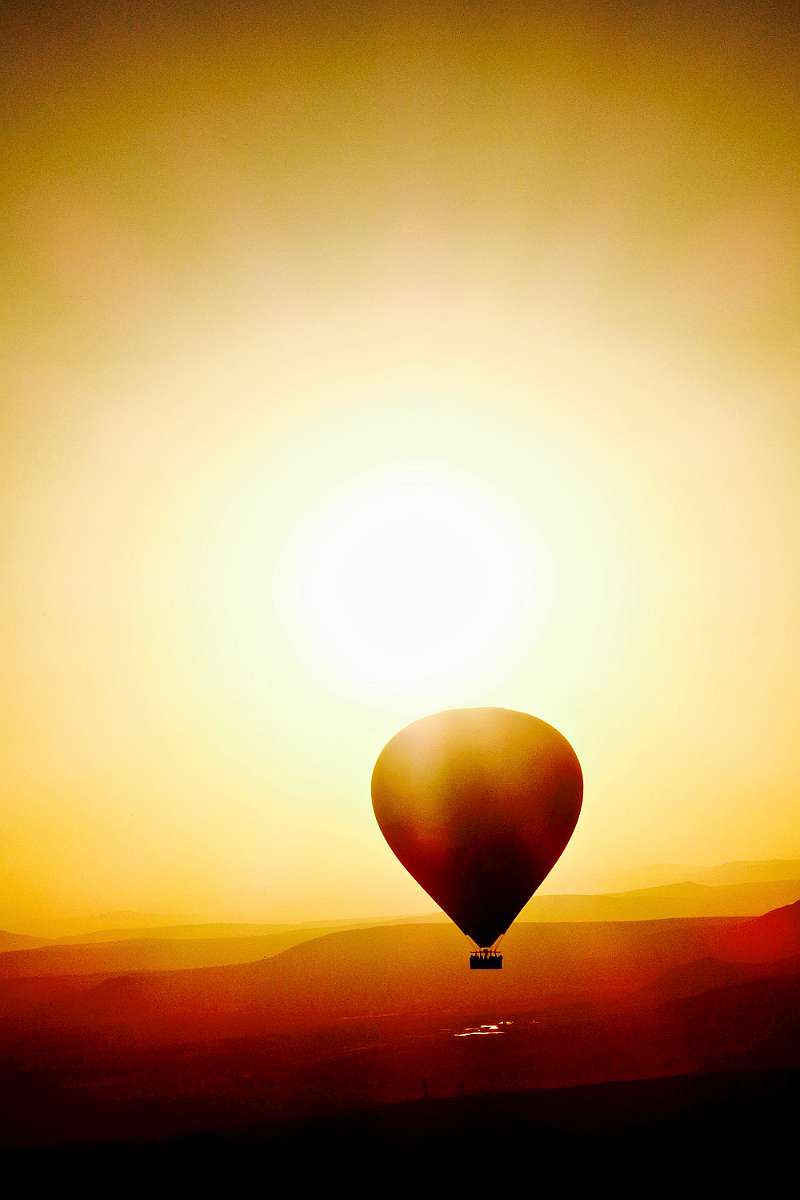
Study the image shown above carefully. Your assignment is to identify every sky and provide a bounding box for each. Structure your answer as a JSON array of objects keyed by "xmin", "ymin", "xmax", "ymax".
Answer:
[{"xmin": 2, "ymin": 1, "xmax": 799, "ymax": 923}]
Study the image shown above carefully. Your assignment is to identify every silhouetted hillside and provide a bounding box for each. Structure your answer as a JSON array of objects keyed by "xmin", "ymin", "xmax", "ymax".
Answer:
[
  {"xmin": 603, "ymin": 859, "xmax": 800, "ymax": 891},
  {"xmin": 9, "ymin": 1069, "xmax": 798, "ymax": 1186},
  {"xmin": 1, "ymin": 963, "xmax": 798, "ymax": 1148},
  {"xmin": 5, "ymin": 872, "xmax": 799, "ymax": 964},
  {"xmin": 0, "ymin": 931, "xmax": 335, "ymax": 978},
  {"xmin": 53, "ymin": 923, "xmax": 296, "ymax": 944},
  {"xmin": 6, "ymin": 913, "xmax": 205, "ymax": 939},
  {"xmin": 0, "ymin": 917, "xmax": 732, "ymax": 1038},
  {"xmin": 0, "ymin": 930, "xmax": 50, "ymax": 953},
  {"xmin": 717, "ymin": 899, "xmax": 800, "ymax": 962},
  {"xmin": 1, "ymin": 907, "xmax": 798, "ymax": 1150},
  {"xmin": 521, "ymin": 878, "xmax": 800, "ymax": 921},
  {"xmin": 4, "ymin": 906, "xmax": 799, "ymax": 1033},
  {"xmin": 634, "ymin": 953, "xmax": 800, "ymax": 1003},
  {"xmin": 7, "ymin": 864, "xmax": 800, "ymax": 950}
]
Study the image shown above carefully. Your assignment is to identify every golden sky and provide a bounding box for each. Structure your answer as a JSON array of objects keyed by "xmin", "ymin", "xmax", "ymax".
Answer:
[{"xmin": 2, "ymin": 2, "xmax": 799, "ymax": 922}]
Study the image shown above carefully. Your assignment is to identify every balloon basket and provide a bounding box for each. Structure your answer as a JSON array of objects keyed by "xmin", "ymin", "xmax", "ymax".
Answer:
[{"xmin": 470, "ymin": 950, "xmax": 503, "ymax": 970}]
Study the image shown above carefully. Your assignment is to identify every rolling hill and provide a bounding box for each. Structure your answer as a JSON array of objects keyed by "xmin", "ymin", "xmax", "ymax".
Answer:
[
  {"xmin": 520, "ymin": 878, "xmax": 800, "ymax": 921},
  {"xmin": 5, "ymin": 873, "xmax": 798, "ymax": 967},
  {"xmin": 0, "ymin": 915, "xmax": 750, "ymax": 1037},
  {"xmin": 600, "ymin": 859, "xmax": 800, "ymax": 892},
  {"xmin": 0, "ymin": 930, "xmax": 343, "ymax": 978},
  {"xmin": 716, "ymin": 899, "xmax": 800, "ymax": 962},
  {"xmin": 1, "ymin": 902, "xmax": 799, "ymax": 1150},
  {"xmin": 0, "ymin": 930, "xmax": 50, "ymax": 953}
]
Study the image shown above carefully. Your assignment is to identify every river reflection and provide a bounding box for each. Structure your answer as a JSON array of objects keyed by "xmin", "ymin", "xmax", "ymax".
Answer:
[{"xmin": 453, "ymin": 1019, "xmax": 515, "ymax": 1038}]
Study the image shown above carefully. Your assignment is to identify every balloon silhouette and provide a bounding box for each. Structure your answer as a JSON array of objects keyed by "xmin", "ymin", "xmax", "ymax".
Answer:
[{"xmin": 371, "ymin": 708, "xmax": 582, "ymax": 967}]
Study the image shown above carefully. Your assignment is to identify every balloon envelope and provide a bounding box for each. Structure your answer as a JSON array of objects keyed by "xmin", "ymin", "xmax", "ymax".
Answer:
[{"xmin": 371, "ymin": 708, "xmax": 582, "ymax": 947}]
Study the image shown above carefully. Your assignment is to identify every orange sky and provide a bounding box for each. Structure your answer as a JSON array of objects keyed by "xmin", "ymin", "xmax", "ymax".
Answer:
[{"xmin": 2, "ymin": 2, "xmax": 798, "ymax": 923}]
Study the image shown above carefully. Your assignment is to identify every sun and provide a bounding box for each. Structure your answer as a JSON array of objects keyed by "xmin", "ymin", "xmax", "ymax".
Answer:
[{"xmin": 274, "ymin": 464, "xmax": 553, "ymax": 704}]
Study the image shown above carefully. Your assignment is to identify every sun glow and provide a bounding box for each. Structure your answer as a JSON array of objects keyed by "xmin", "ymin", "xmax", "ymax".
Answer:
[{"xmin": 274, "ymin": 465, "xmax": 553, "ymax": 704}]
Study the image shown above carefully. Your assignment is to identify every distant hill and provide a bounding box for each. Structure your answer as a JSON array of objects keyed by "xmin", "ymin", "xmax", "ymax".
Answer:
[
  {"xmin": 0, "ymin": 931, "xmax": 50, "ymax": 954},
  {"xmin": 5, "ymin": 913, "xmax": 208, "ymax": 939},
  {"xmin": 0, "ymin": 930, "xmax": 343, "ymax": 979},
  {"xmin": 5, "ymin": 863, "xmax": 799, "ymax": 958},
  {"xmin": 9, "ymin": 907, "xmax": 796, "ymax": 993},
  {"xmin": 0, "ymin": 916, "xmax": 732, "ymax": 1036},
  {"xmin": 9, "ymin": 905, "xmax": 793, "ymax": 1042},
  {"xmin": 53, "ymin": 923, "xmax": 302, "ymax": 944},
  {"xmin": 6, "ymin": 875, "xmax": 797, "ymax": 955},
  {"xmin": 4, "ymin": 881, "xmax": 800, "ymax": 983},
  {"xmin": 601, "ymin": 859, "xmax": 800, "ymax": 892},
  {"xmin": 48, "ymin": 914, "xmax": 443, "ymax": 945},
  {"xmin": 520, "ymin": 878, "xmax": 800, "ymax": 922},
  {"xmin": 4, "ymin": 913, "xmax": 443, "ymax": 944}
]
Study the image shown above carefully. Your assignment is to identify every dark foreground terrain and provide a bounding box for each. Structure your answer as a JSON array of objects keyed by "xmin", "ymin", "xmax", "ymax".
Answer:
[
  {"xmin": 9, "ymin": 1070, "xmax": 797, "ymax": 1188},
  {"xmin": 1, "ymin": 901, "xmax": 799, "ymax": 1180}
]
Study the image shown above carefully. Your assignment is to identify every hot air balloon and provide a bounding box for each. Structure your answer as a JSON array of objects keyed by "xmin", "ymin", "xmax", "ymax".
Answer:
[{"xmin": 371, "ymin": 707, "xmax": 582, "ymax": 969}]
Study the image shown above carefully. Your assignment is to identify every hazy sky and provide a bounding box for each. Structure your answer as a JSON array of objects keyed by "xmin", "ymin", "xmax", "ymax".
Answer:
[{"xmin": 2, "ymin": 2, "xmax": 799, "ymax": 922}]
